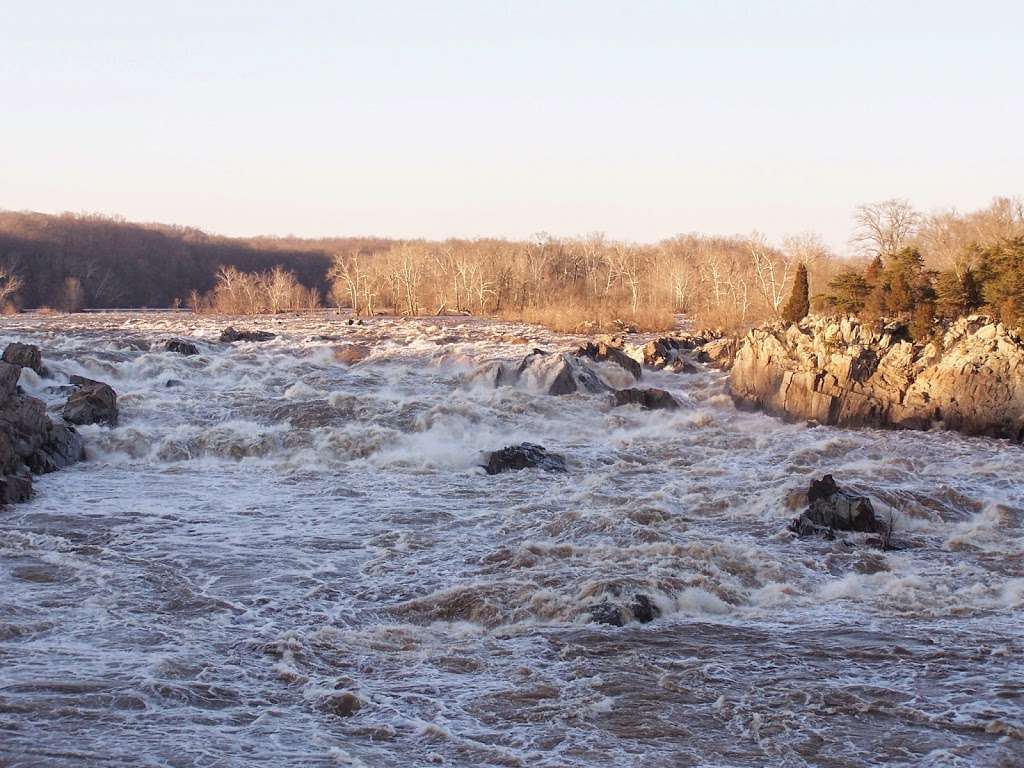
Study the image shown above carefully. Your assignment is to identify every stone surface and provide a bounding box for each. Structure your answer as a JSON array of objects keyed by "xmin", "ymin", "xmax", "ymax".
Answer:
[
  {"xmin": 2, "ymin": 342, "xmax": 47, "ymax": 376},
  {"xmin": 612, "ymin": 387, "xmax": 680, "ymax": 411},
  {"xmin": 576, "ymin": 340, "xmax": 642, "ymax": 379},
  {"xmin": 484, "ymin": 443, "xmax": 567, "ymax": 475},
  {"xmin": 789, "ymin": 474, "xmax": 884, "ymax": 537},
  {"xmin": 220, "ymin": 327, "xmax": 276, "ymax": 343},
  {"xmin": 63, "ymin": 379, "xmax": 119, "ymax": 427},
  {"xmin": 165, "ymin": 339, "xmax": 199, "ymax": 356},
  {"xmin": 729, "ymin": 315, "xmax": 1024, "ymax": 441}
]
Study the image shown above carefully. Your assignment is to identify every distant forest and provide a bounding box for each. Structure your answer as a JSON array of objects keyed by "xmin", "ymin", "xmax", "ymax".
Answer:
[
  {"xmin": 0, "ymin": 211, "xmax": 389, "ymax": 310},
  {"xmin": 1, "ymin": 199, "xmax": 1022, "ymax": 334}
]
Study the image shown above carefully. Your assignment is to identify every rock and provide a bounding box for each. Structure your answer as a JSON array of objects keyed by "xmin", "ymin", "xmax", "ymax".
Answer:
[
  {"xmin": 63, "ymin": 378, "xmax": 118, "ymax": 426},
  {"xmin": 2, "ymin": 342, "xmax": 47, "ymax": 377},
  {"xmin": 0, "ymin": 362, "xmax": 84, "ymax": 503},
  {"xmin": 612, "ymin": 387, "xmax": 680, "ymax": 410},
  {"xmin": 729, "ymin": 315, "xmax": 1024, "ymax": 441},
  {"xmin": 789, "ymin": 475, "xmax": 885, "ymax": 537},
  {"xmin": 484, "ymin": 443, "xmax": 567, "ymax": 475},
  {"xmin": 586, "ymin": 594, "xmax": 660, "ymax": 626},
  {"xmin": 576, "ymin": 340, "xmax": 642, "ymax": 379},
  {"xmin": 697, "ymin": 337, "xmax": 739, "ymax": 369},
  {"xmin": 519, "ymin": 350, "xmax": 610, "ymax": 396},
  {"xmin": 164, "ymin": 339, "xmax": 199, "ymax": 356},
  {"xmin": 165, "ymin": 379, "xmax": 184, "ymax": 388},
  {"xmin": 327, "ymin": 691, "xmax": 363, "ymax": 717},
  {"xmin": 220, "ymin": 327, "xmax": 276, "ymax": 343},
  {"xmin": 333, "ymin": 344, "xmax": 371, "ymax": 364}
]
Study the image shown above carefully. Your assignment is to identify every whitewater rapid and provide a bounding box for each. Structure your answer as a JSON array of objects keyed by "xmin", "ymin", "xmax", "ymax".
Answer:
[{"xmin": 0, "ymin": 311, "xmax": 1021, "ymax": 767}]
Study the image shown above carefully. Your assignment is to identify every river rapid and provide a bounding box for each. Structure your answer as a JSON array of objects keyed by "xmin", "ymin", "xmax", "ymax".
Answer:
[{"xmin": 0, "ymin": 311, "xmax": 1021, "ymax": 768}]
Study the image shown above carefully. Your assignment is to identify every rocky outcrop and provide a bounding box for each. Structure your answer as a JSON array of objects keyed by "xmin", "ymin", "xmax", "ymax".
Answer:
[
  {"xmin": 612, "ymin": 387, "xmax": 680, "ymax": 411},
  {"xmin": 165, "ymin": 339, "xmax": 199, "ymax": 356},
  {"xmin": 729, "ymin": 315, "xmax": 1024, "ymax": 441},
  {"xmin": 789, "ymin": 475, "xmax": 885, "ymax": 538},
  {"xmin": 0, "ymin": 361, "xmax": 84, "ymax": 503},
  {"xmin": 484, "ymin": 443, "xmax": 567, "ymax": 475},
  {"xmin": 640, "ymin": 330, "xmax": 721, "ymax": 370},
  {"xmin": 3, "ymin": 342, "xmax": 48, "ymax": 377},
  {"xmin": 63, "ymin": 376, "xmax": 118, "ymax": 427},
  {"xmin": 473, "ymin": 349, "xmax": 611, "ymax": 396},
  {"xmin": 576, "ymin": 340, "xmax": 642, "ymax": 379},
  {"xmin": 220, "ymin": 327, "xmax": 276, "ymax": 343}
]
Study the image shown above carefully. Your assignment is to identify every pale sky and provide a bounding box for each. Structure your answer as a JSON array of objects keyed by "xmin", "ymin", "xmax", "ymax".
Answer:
[{"xmin": 2, "ymin": 1, "xmax": 1021, "ymax": 249}]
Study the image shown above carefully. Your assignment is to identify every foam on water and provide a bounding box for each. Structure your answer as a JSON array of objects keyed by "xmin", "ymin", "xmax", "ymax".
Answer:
[{"xmin": 0, "ymin": 311, "xmax": 1021, "ymax": 767}]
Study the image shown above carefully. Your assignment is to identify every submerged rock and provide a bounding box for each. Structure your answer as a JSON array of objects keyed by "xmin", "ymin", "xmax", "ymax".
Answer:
[
  {"xmin": 165, "ymin": 339, "xmax": 199, "ymax": 356},
  {"xmin": 334, "ymin": 344, "xmax": 371, "ymax": 364},
  {"xmin": 63, "ymin": 377, "xmax": 118, "ymax": 427},
  {"xmin": 220, "ymin": 327, "xmax": 276, "ymax": 343},
  {"xmin": 2, "ymin": 342, "xmax": 48, "ymax": 377},
  {"xmin": 479, "ymin": 349, "xmax": 611, "ymax": 396},
  {"xmin": 729, "ymin": 315, "xmax": 1024, "ymax": 441},
  {"xmin": 612, "ymin": 387, "xmax": 680, "ymax": 411},
  {"xmin": 586, "ymin": 594, "xmax": 661, "ymax": 626},
  {"xmin": 789, "ymin": 474, "xmax": 885, "ymax": 538},
  {"xmin": 576, "ymin": 340, "xmax": 642, "ymax": 379},
  {"xmin": 484, "ymin": 443, "xmax": 567, "ymax": 475}
]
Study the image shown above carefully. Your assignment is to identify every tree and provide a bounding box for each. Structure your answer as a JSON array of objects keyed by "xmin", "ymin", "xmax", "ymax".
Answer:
[
  {"xmin": 781, "ymin": 263, "xmax": 810, "ymax": 324},
  {"xmin": 0, "ymin": 265, "xmax": 24, "ymax": 308},
  {"xmin": 748, "ymin": 232, "xmax": 793, "ymax": 317},
  {"xmin": 909, "ymin": 300, "xmax": 937, "ymax": 341},
  {"xmin": 851, "ymin": 199, "xmax": 921, "ymax": 258},
  {"xmin": 935, "ymin": 266, "xmax": 983, "ymax": 319},
  {"xmin": 824, "ymin": 270, "xmax": 870, "ymax": 314}
]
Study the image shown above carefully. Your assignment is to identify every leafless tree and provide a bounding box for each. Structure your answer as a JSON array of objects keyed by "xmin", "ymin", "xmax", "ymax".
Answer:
[{"xmin": 851, "ymin": 199, "xmax": 921, "ymax": 258}]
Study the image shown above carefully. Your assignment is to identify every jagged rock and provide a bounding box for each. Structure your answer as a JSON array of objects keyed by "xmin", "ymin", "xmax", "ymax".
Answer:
[
  {"xmin": 789, "ymin": 475, "xmax": 884, "ymax": 537},
  {"xmin": 576, "ymin": 340, "xmax": 642, "ymax": 379},
  {"xmin": 2, "ymin": 342, "xmax": 47, "ymax": 376},
  {"xmin": 586, "ymin": 594, "xmax": 661, "ymax": 626},
  {"xmin": 484, "ymin": 350, "xmax": 611, "ymax": 396},
  {"xmin": 697, "ymin": 337, "xmax": 739, "ymax": 369},
  {"xmin": 484, "ymin": 443, "xmax": 567, "ymax": 475},
  {"xmin": 220, "ymin": 327, "xmax": 276, "ymax": 343},
  {"xmin": 729, "ymin": 315, "xmax": 1024, "ymax": 441},
  {"xmin": 612, "ymin": 387, "xmax": 680, "ymax": 410},
  {"xmin": 0, "ymin": 361, "xmax": 84, "ymax": 503},
  {"xmin": 165, "ymin": 339, "xmax": 199, "ymax": 356},
  {"xmin": 63, "ymin": 378, "xmax": 118, "ymax": 426}
]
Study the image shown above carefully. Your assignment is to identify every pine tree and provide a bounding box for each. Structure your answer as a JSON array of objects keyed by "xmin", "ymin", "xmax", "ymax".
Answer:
[
  {"xmin": 781, "ymin": 263, "xmax": 810, "ymax": 324},
  {"xmin": 824, "ymin": 270, "xmax": 870, "ymax": 314}
]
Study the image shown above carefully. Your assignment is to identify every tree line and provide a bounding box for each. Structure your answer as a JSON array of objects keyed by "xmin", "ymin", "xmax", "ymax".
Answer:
[{"xmin": 1, "ymin": 199, "xmax": 1021, "ymax": 334}]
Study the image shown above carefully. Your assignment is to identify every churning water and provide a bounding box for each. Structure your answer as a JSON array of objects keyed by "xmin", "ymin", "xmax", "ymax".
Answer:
[{"xmin": 0, "ymin": 312, "xmax": 1021, "ymax": 767}]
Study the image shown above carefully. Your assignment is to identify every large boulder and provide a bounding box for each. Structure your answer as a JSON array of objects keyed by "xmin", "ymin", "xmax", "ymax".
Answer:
[
  {"xmin": 612, "ymin": 387, "xmax": 680, "ymax": 411},
  {"xmin": 729, "ymin": 315, "xmax": 1024, "ymax": 441},
  {"xmin": 576, "ymin": 340, "xmax": 641, "ymax": 379},
  {"xmin": 220, "ymin": 327, "xmax": 276, "ymax": 343},
  {"xmin": 63, "ymin": 377, "xmax": 118, "ymax": 427},
  {"xmin": 0, "ymin": 361, "xmax": 84, "ymax": 503},
  {"xmin": 484, "ymin": 443, "xmax": 567, "ymax": 475},
  {"xmin": 165, "ymin": 339, "xmax": 199, "ymax": 356},
  {"xmin": 2, "ymin": 342, "xmax": 47, "ymax": 376},
  {"xmin": 478, "ymin": 349, "xmax": 611, "ymax": 396},
  {"xmin": 585, "ymin": 594, "xmax": 660, "ymax": 626},
  {"xmin": 789, "ymin": 475, "xmax": 884, "ymax": 537}
]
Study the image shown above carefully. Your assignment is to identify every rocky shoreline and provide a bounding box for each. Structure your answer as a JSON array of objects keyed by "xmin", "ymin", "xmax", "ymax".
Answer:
[{"xmin": 727, "ymin": 315, "xmax": 1024, "ymax": 442}]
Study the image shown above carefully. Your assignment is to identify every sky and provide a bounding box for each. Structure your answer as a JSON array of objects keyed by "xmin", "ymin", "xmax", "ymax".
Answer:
[{"xmin": 2, "ymin": 1, "xmax": 1022, "ymax": 250}]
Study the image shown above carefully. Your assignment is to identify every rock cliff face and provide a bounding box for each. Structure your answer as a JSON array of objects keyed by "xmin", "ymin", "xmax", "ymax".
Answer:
[{"xmin": 729, "ymin": 315, "xmax": 1024, "ymax": 441}]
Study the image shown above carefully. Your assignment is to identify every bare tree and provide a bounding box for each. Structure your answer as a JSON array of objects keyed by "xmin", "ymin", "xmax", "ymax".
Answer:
[
  {"xmin": 0, "ymin": 265, "xmax": 24, "ymax": 308},
  {"xmin": 851, "ymin": 199, "xmax": 921, "ymax": 258},
  {"xmin": 748, "ymin": 232, "xmax": 793, "ymax": 318}
]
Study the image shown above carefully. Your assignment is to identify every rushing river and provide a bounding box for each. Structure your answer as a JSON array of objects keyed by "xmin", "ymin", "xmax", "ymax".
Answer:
[{"xmin": 0, "ymin": 312, "xmax": 1021, "ymax": 767}]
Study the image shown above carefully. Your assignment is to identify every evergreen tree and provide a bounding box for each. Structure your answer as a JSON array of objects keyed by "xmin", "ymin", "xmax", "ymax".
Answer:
[
  {"xmin": 935, "ymin": 266, "xmax": 983, "ymax": 319},
  {"xmin": 781, "ymin": 263, "xmax": 810, "ymax": 323},
  {"xmin": 824, "ymin": 270, "xmax": 869, "ymax": 314}
]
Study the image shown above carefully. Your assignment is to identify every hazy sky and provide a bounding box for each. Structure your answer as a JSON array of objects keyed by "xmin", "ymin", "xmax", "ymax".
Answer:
[{"xmin": 3, "ymin": 1, "xmax": 1021, "ymax": 249}]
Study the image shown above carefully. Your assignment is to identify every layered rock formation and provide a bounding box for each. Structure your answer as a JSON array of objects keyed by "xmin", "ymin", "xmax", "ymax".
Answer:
[{"xmin": 729, "ymin": 315, "xmax": 1024, "ymax": 441}]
